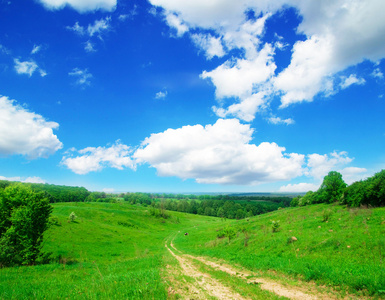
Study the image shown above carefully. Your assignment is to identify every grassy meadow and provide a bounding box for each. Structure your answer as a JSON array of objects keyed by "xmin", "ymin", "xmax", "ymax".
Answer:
[
  {"xmin": 1, "ymin": 201, "xmax": 385, "ymax": 299},
  {"xmin": 174, "ymin": 203, "xmax": 385, "ymax": 298},
  {"xmin": 0, "ymin": 202, "xmax": 219, "ymax": 299}
]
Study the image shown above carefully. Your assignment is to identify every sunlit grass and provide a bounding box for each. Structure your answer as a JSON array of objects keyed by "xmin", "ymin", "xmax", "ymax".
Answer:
[
  {"xmin": 174, "ymin": 204, "xmax": 385, "ymax": 297},
  {"xmin": 0, "ymin": 202, "xmax": 218, "ymax": 299}
]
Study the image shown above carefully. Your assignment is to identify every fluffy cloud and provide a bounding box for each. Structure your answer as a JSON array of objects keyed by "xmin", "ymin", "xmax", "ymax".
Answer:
[
  {"xmin": 212, "ymin": 92, "xmax": 267, "ymax": 122},
  {"xmin": 191, "ymin": 34, "xmax": 225, "ymax": 59},
  {"xmin": 0, "ymin": 175, "xmax": 46, "ymax": 184},
  {"xmin": 279, "ymin": 182, "xmax": 319, "ymax": 193},
  {"xmin": 201, "ymin": 43, "xmax": 275, "ymax": 99},
  {"xmin": 134, "ymin": 119, "xmax": 305, "ymax": 185},
  {"xmin": 165, "ymin": 13, "xmax": 188, "ymax": 37},
  {"xmin": 307, "ymin": 151, "xmax": 353, "ymax": 180},
  {"xmin": 340, "ymin": 167, "xmax": 368, "ymax": 184},
  {"xmin": 69, "ymin": 68, "xmax": 92, "ymax": 86},
  {"xmin": 37, "ymin": 0, "xmax": 116, "ymax": 13},
  {"xmin": 275, "ymin": 0, "xmax": 385, "ymax": 106},
  {"xmin": 61, "ymin": 142, "xmax": 135, "ymax": 175},
  {"xmin": 274, "ymin": 35, "xmax": 335, "ymax": 108},
  {"xmin": 14, "ymin": 59, "xmax": 46, "ymax": 77},
  {"xmin": 150, "ymin": 0, "xmax": 385, "ymax": 118},
  {"xmin": 201, "ymin": 44, "xmax": 275, "ymax": 121},
  {"xmin": 149, "ymin": 0, "xmax": 280, "ymax": 30},
  {"xmin": 0, "ymin": 96, "xmax": 62, "ymax": 158}
]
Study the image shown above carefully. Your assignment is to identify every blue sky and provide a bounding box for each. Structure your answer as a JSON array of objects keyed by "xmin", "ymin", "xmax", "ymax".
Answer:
[{"xmin": 0, "ymin": 0, "xmax": 384, "ymax": 193}]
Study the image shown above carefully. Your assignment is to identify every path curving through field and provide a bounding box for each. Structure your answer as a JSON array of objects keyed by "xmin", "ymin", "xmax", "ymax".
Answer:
[
  {"xmin": 164, "ymin": 236, "xmax": 347, "ymax": 300},
  {"xmin": 165, "ymin": 242, "xmax": 246, "ymax": 299}
]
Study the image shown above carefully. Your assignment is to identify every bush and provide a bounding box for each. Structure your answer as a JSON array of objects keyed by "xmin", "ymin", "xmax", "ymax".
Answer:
[
  {"xmin": 68, "ymin": 212, "xmax": 77, "ymax": 222},
  {"xmin": 217, "ymin": 226, "xmax": 237, "ymax": 241},
  {"xmin": 322, "ymin": 209, "xmax": 333, "ymax": 222},
  {"xmin": 0, "ymin": 184, "xmax": 52, "ymax": 267},
  {"xmin": 271, "ymin": 220, "xmax": 280, "ymax": 233}
]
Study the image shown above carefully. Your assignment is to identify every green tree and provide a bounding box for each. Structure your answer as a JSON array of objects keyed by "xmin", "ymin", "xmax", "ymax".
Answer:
[
  {"xmin": 0, "ymin": 184, "xmax": 52, "ymax": 267},
  {"xmin": 290, "ymin": 196, "xmax": 300, "ymax": 207},
  {"xmin": 318, "ymin": 171, "xmax": 347, "ymax": 203}
]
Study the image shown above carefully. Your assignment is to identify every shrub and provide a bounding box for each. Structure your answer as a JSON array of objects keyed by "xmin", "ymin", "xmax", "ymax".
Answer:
[
  {"xmin": 69, "ymin": 212, "xmax": 77, "ymax": 222},
  {"xmin": 271, "ymin": 220, "xmax": 280, "ymax": 233},
  {"xmin": 217, "ymin": 226, "xmax": 237, "ymax": 242},
  {"xmin": 322, "ymin": 209, "xmax": 333, "ymax": 222}
]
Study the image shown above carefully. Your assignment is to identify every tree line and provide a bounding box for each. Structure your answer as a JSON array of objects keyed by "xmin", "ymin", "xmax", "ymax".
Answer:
[
  {"xmin": 290, "ymin": 169, "xmax": 385, "ymax": 207},
  {"xmin": 85, "ymin": 191, "xmax": 291, "ymax": 219}
]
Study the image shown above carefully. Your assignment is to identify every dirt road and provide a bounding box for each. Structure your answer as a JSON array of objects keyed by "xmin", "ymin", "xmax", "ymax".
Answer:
[{"xmin": 164, "ymin": 240, "xmax": 331, "ymax": 300}]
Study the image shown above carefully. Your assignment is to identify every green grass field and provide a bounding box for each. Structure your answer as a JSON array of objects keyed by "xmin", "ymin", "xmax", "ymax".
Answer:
[
  {"xmin": 174, "ymin": 203, "xmax": 385, "ymax": 298},
  {"xmin": 0, "ymin": 201, "xmax": 384, "ymax": 299},
  {"xmin": 0, "ymin": 202, "xmax": 218, "ymax": 299}
]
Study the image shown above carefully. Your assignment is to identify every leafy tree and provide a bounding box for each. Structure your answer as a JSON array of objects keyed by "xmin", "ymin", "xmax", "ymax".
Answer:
[
  {"xmin": 342, "ymin": 169, "xmax": 385, "ymax": 207},
  {"xmin": 318, "ymin": 171, "xmax": 347, "ymax": 203},
  {"xmin": 290, "ymin": 196, "xmax": 300, "ymax": 207},
  {"xmin": 0, "ymin": 184, "xmax": 52, "ymax": 267},
  {"xmin": 366, "ymin": 169, "xmax": 385, "ymax": 206},
  {"xmin": 341, "ymin": 180, "xmax": 366, "ymax": 207},
  {"xmin": 217, "ymin": 207, "xmax": 225, "ymax": 218},
  {"xmin": 235, "ymin": 209, "xmax": 245, "ymax": 220}
]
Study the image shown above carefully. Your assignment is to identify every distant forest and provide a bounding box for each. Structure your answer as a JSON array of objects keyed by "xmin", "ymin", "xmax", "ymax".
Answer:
[{"xmin": 0, "ymin": 180, "xmax": 292, "ymax": 220}]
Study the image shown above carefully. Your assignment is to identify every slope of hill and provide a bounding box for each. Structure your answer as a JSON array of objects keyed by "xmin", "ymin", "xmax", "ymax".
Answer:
[
  {"xmin": 174, "ymin": 203, "xmax": 385, "ymax": 298},
  {"xmin": 0, "ymin": 202, "xmax": 218, "ymax": 299},
  {"xmin": 1, "ymin": 201, "xmax": 384, "ymax": 299}
]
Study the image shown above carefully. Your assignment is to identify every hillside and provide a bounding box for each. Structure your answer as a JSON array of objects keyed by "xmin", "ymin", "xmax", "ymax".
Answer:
[
  {"xmin": 0, "ymin": 202, "xmax": 384, "ymax": 299},
  {"xmin": 173, "ymin": 203, "xmax": 385, "ymax": 298}
]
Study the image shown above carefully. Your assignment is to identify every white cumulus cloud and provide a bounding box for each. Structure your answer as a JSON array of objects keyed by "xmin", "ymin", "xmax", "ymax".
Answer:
[
  {"xmin": 150, "ymin": 0, "xmax": 385, "ymax": 119},
  {"xmin": 61, "ymin": 142, "xmax": 136, "ymax": 175},
  {"xmin": 201, "ymin": 43, "xmax": 275, "ymax": 99},
  {"xmin": 0, "ymin": 96, "xmax": 63, "ymax": 158},
  {"xmin": 37, "ymin": 0, "xmax": 116, "ymax": 13},
  {"xmin": 279, "ymin": 182, "xmax": 319, "ymax": 193},
  {"xmin": 307, "ymin": 151, "xmax": 353, "ymax": 180},
  {"xmin": 134, "ymin": 119, "xmax": 305, "ymax": 185},
  {"xmin": 165, "ymin": 13, "xmax": 188, "ymax": 37},
  {"xmin": 191, "ymin": 33, "xmax": 225, "ymax": 59},
  {"xmin": 339, "ymin": 167, "xmax": 368, "ymax": 184}
]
